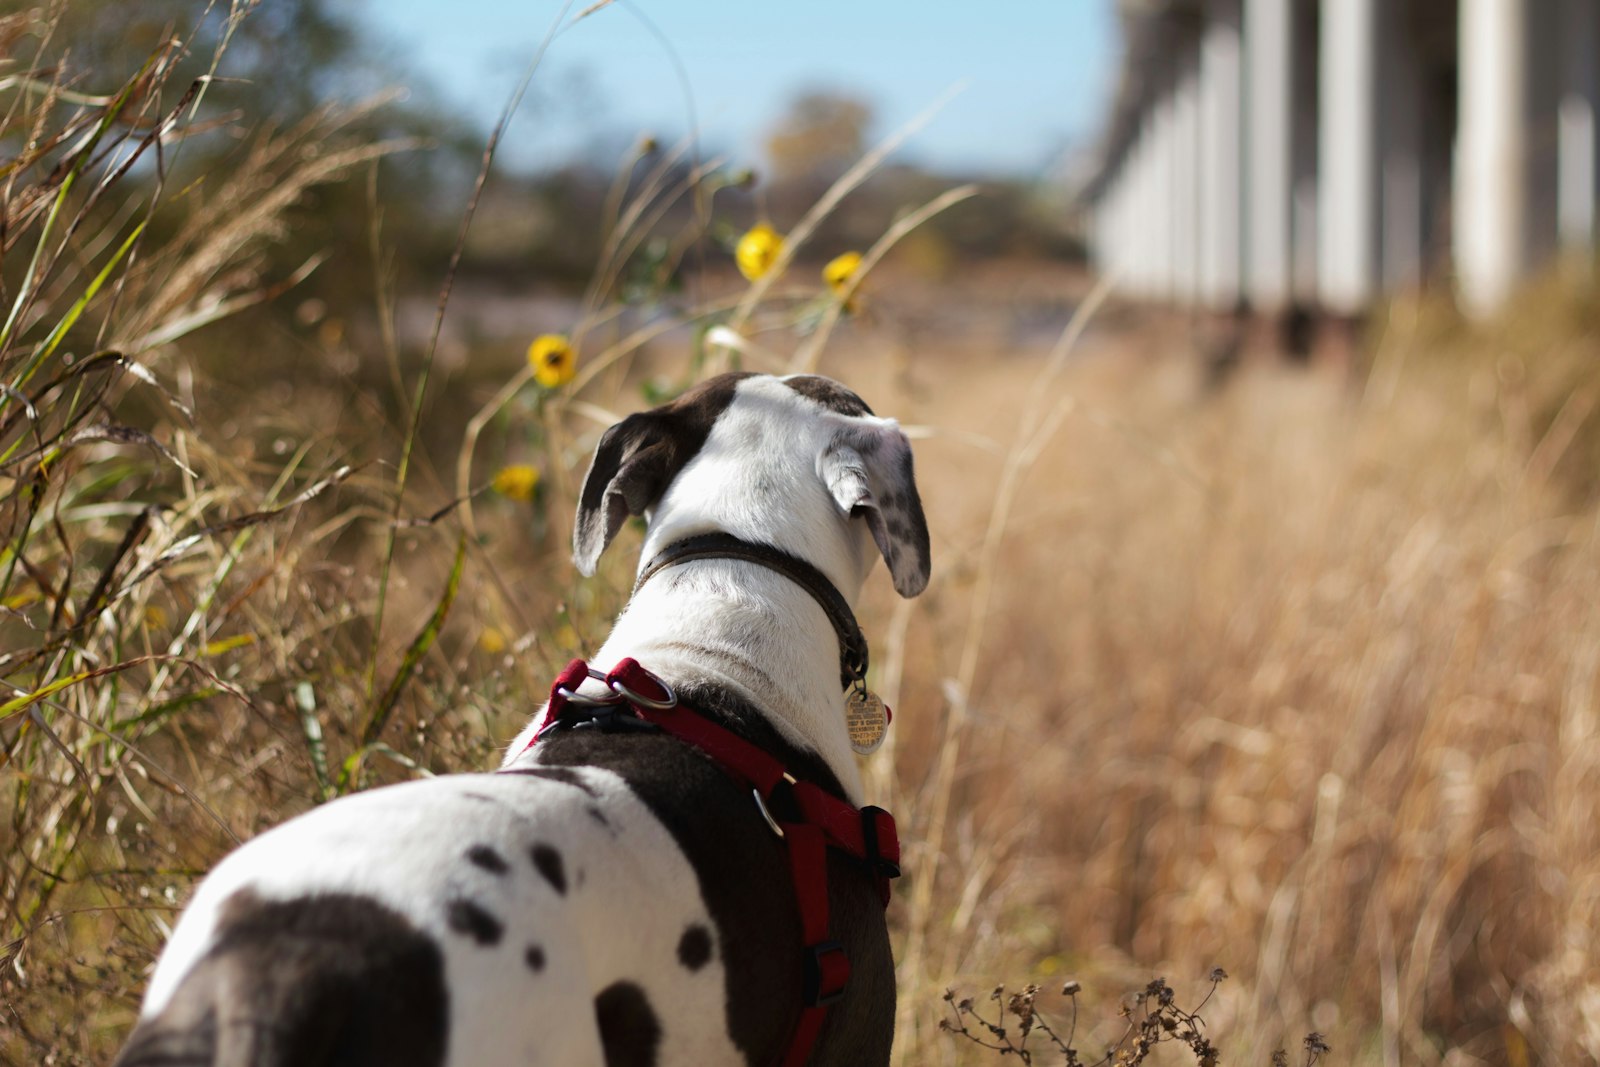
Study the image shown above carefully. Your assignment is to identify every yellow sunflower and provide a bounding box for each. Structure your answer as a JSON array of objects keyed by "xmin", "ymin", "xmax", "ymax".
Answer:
[
  {"xmin": 822, "ymin": 251, "xmax": 863, "ymax": 298},
  {"xmin": 735, "ymin": 223, "xmax": 785, "ymax": 281},
  {"xmin": 491, "ymin": 464, "xmax": 540, "ymax": 502},
  {"xmin": 528, "ymin": 334, "xmax": 576, "ymax": 389}
]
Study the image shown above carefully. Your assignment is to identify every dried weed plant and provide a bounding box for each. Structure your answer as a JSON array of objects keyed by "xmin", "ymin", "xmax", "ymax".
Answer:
[
  {"xmin": 940, "ymin": 972, "xmax": 1331, "ymax": 1067},
  {"xmin": 0, "ymin": 4, "xmax": 977, "ymax": 1060},
  {"xmin": 5, "ymin": 4, "xmax": 1600, "ymax": 1067}
]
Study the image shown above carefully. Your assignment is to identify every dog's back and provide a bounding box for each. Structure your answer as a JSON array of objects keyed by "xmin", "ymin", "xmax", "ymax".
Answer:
[
  {"xmin": 115, "ymin": 892, "xmax": 448, "ymax": 1067},
  {"xmin": 116, "ymin": 373, "xmax": 927, "ymax": 1066},
  {"xmin": 115, "ymin": 766, "xmax": 747, "ymax": 1067}
]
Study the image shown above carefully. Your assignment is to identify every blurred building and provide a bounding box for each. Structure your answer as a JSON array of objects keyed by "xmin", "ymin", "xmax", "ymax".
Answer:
[{"xmin": 1078, "ymin": 0, "xmax": 1600, "ymax": 318}]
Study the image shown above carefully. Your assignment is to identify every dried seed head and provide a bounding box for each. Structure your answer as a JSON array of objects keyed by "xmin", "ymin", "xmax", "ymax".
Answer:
[{"xmin": 1061, "ymin": 980, "xmax": 1082, "ymax": 996}]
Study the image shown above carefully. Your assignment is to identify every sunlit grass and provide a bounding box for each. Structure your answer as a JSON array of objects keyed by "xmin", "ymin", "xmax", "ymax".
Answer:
[{"xmin": 4, "ymin": 5, "xmax": 1600, "ymax": 1066}]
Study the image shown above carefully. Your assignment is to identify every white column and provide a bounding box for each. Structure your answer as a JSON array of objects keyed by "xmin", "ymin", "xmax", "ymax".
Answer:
[
  {"xmin": 1103, "ymin": 171, "xmax": 1119, "ymax": 285},
  {"xmin": 1131, "ymin": 121, "xmax": 1152, "ymax": 298},
  {"xmin": 1095, "ymin": 177, "xmax": 1112, "ymax": 281},
  {"xmin": 1456, "ymin": 0, "xmax": 1528, "ymax": 315},
  {"xmin": 1172, "ymin": 54, "xmax": 1202, "ymax": 305},
  {"xmin": 1290, "ymin": 0, "xmax": 1319, "ymax": 306},
  {"xmin": 1154, "ymin": 90, "xmax": 1178, "ymax": 301},
  {"xmin": 1091, "ymin": 197, "xmax": 1106, "ymax": 275},
  {"xmin": 1318, "ymin": 0, "xmax": 1379, "ymax": 313},
  {"xmin": 1126, "ymin": 161, "xmax": 1139, "ymax": 284},
  {"xmin": 1132, "ymin": 125, "xmax": 1145, "ymax": 299},
  {"xmin": 1200, "ymin": 0, "xmax": 1244, "ymax": 309},
  {"xmin": 1109, "ymin": 166, "xmax": 1129, "ymax": 281},
  {"xmin": 1559, "ymin": 0, "xmax": 1599, "ymax": 256},
  {"xmin": 1379, "ymin": 5, "xmax": 1425, "ymax": 289},
  {"xmin": 1246, "ymin": 0, "xmax": 1294, "ymax": 311}
]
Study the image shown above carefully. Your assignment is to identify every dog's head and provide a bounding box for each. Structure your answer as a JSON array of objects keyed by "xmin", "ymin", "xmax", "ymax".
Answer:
[{"xmin": 573, "ymin": 372, "xmax": 930, "ymax": 598}]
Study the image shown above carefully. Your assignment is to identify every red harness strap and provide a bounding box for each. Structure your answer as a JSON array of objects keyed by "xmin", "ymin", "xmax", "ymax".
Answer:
[{"xmin": 523, "ymin": 658, "xmax": 901, "ymax": 1066}]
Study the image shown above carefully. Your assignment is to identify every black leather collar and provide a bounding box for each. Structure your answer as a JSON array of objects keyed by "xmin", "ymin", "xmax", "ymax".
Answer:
[{"xmin": 633, "ymin": 532, "xmax": 869, "ymax": 691}]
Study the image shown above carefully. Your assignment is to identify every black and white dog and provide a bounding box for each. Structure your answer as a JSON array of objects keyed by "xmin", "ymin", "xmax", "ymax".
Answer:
[{"xmin": 116, "ymin": 372, "xmax": 930, "ymax": 1067}]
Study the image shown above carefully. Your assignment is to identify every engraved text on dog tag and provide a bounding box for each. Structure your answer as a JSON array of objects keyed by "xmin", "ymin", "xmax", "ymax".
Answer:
[{"xmin": 846, "ymin": 689, "xmax": 888, "ymax": 755}]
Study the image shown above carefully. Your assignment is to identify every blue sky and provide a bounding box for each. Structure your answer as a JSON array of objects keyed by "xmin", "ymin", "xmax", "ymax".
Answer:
[{"xmin": 357, "ymin": 1, "xmax": 1119, "ymax": 179}]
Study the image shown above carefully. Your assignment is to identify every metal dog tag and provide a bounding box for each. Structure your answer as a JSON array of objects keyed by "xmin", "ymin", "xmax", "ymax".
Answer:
[{"xmin": 846, "ymin": 689, "xmax": 888, "ymax": 755}]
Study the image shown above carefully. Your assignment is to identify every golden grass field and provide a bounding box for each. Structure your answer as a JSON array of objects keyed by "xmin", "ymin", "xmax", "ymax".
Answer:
[{"xmin": 5, "ymin": 9, "xmax": 1600, "ymax": 1065}]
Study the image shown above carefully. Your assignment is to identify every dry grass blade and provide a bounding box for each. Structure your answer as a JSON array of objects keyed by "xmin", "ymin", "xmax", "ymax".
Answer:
[
  {"xmin": 898, "ymin": 275, "xmax": 1115, "ymax": 1046},
  {"xmin": 788, "ymin": 183, "xmax": 979, "ymax": 373},
  {"xmin": 718, "ymin": 81, "xmax": 967, "ymax": 349}
]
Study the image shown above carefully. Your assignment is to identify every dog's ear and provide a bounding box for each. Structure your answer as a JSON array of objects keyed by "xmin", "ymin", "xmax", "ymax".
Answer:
[
  {"xmin": 819, "ymin": 424, "xmax": 931, "ymax": 597},
  {"xmin": 572, "ymin": 373, "xmax": 754, "ymax": 574},
  {"xmin": 573, "ymin": 413, "xmax": 680, "ymax": 575}
]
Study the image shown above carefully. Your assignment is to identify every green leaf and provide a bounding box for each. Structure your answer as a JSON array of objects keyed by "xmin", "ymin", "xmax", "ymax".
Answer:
[
  {"xmin": 360, "ymin": 535, "xmax": 467, "ymax": 749},
  {"xmin": 295, "ymin": 680, "xmax": 331, "ymax": 801}
]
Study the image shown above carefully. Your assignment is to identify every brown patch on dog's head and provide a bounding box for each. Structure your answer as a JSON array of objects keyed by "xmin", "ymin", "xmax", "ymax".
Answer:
[{"xmin": 573, "ymin": 373, "xmax": 753, "ymax": 574}]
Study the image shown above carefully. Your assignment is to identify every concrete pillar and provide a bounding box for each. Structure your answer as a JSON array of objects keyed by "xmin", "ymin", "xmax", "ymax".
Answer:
[
  {"xmin": 1290, "ymin": 0, "xmax": 1319, "ymax": 305},
  {"xmin": 1130, "ymin": 121, "xmax": 1151, "ymax": 298},
  {"xmin": 1139, "ymin": 95, "xmax": 1156, "ymax": 298},
  {"xmin": 1559, "ymin": 0, "xmax": 1599, "ymax": 256},
  {"xmin": 1379, "ymin": 4, "xmax": 1425, "ymax": 289},
  {"xmin": 1102, "ymin": 170, "xmax": 1118, "ymax": 284},
  {"xmin": 1110, "ymin": 164, "xmax": 1129, "ymax": 280},
  {"xmin": 1200, "ymin": 0, "xmax": 1244, "ymax": 309},
  {"xmin": 1318, "ymin": 0, "xmax": 1379, "ymax": 314},
  {"xmin": 1246, "ymin": 0, "xmax": 1294, "ymax": 311},
  {"xmin": 1122, "ymin": 161, "xmax": 1137, "ymax": 284},
  {"xmin": 1154, "ymin": 88, "xmax": 1178, "ymax": 300},
  {"xmin": 1093, "ymin": 177, "xmax": 1110, "ymax": 281},
  {"xmin": 1127, "ymin": 127, "xmax": 1146, "ymax": 297},
  {"xmin": 1172, "ymin": 52, "xmax": 1202, "ymax": 305},
  {"xmin": 1456, "ymin": 0, "xmax": 1528, "ymax": 315},
  {"xmin": 1091, "ymin": 195, "xmax": 1107, "ymax": 275}
]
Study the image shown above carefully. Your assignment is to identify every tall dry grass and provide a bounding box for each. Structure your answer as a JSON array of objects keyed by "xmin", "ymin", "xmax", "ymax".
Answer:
[
  {"xmin": 5, "ymin": 5, "xmax": 1600, "ymax": 1066},
  {"xmin": 860, "ymin": 290, "xmax": 1600, "ymax": 1066}
]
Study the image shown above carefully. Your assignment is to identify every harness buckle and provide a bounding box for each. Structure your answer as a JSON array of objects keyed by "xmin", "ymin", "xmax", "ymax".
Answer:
[
  {"xmin": 556, "ymin": 667, "xmax": 626, "ymax": 707},
  {"xmin": 803, "ymin": 940, "xmax": 850, "ymax": 1007},
  {"xmin": 609, "ymin": 672, "xmax": 677, "ymax": 710},
  {"xmin": 752, "ymin": 773, "xmax": 798, "ymax": 838},
  {"xmin": 566, "ymin": 705, "xmax": 661, "ymax": 735}
]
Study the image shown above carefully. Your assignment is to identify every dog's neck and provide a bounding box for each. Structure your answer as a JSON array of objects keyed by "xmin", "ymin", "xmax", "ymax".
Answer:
[
  {"xmin": 504, "ymin": 374, "xmax": 930, "ymax": 802},
  {"xmin": 506, "ymin": 523, "xmax": 872, "ymax": 803},
  {"xmin": 604, "ymin": 559, "xmax": 865, "ymax": 796}
]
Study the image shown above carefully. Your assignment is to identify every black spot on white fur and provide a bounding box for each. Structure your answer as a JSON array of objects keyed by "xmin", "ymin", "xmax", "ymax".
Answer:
[
  {"xmin": 114, "ymin": 891, "xmax": 448, "ymax": 1067},
  {"xmin": 573, "ymin": 373, "xmax": 754, "ymax": 575},
  {"xmin": 531, "ymin": 843, "xmax": 567, "ymax": 895},
  {"xmin": 445, "ymin": 899, "xmax": 503, "ymax": 945},
  {"xmin": 524, "ymin": 945, "xmax": 546, "ymax": 972},
  {"xmin": 499, "ymin": 765, "xmax": 599, "ymax": 797},
  {"xmin": 782, "ymin": 374, "xmax": 875, "ymax": 417},
  {"xmin": 465, "ymin": 844, "xmax": 508, "ymax": 874},
  {"xmin": 595, "ymin": 981, "xmax": 661, "ymax": 1067},
  {"xmin": 677, "ymin": 924, "xmax": 713, "ymax": 971}
]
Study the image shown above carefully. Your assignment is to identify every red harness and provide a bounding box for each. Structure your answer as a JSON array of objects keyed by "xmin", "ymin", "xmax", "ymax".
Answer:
[{"xmin": 522, "ymin": 657, "xmax": 901, "ymax": 1067}]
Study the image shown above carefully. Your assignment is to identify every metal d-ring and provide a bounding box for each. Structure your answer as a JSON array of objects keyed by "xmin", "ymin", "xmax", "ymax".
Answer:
[
  {"xmin": 609, "ymin": 673, "xmax": 677, "ymax": 710},
  {"xmin": 752, "ymin": 773, "xmax": 798, "ymax": 839},
  {"xmin": 557, "ymin": 667, "xmax": 626, "ymax": 707}
]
